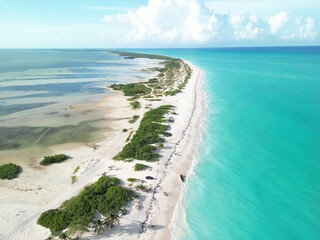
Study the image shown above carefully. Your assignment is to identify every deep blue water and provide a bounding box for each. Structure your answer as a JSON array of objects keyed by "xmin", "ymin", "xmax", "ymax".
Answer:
[{"xmin": 127, "ymin": 47, "xmax": 320, "ymax": 240}]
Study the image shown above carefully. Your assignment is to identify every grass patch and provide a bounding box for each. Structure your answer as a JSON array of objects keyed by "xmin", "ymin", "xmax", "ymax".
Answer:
[
  {"xmin": 37, "ymin": 176, "xmax": 135, "ymax": 234},
  {"xmin": 0, "ymin": 163, "xmax": 22, "ymax": 180},
  {"xmin": 110, "ymin": 83, "xmax": 151, "ymax": 97},
  {"xmin": 130, "ymin": 101, "xmax": 141, "ymax": 109},
  {"xmin": 71, "ymin": 165, "xmax": 80, "ymax": 184},
  {"xmin": 40, "ymin": 154, "xmax": 69, "ymax": 166},
  {"xmin": 128, "ymin": 115, "xmax": 140, "ymax": 124},
  {"xmin": 134, "ymin": 163, "xmax": 150, "ymax": 171},
  {"xmin": 135, "ymin": 184, "xmax": 148, "ymax": 192},
  {"xmin": 127, "ymin": 178, "xmax": 139, "ymax": 183},
  {"xmin": 113, "ymin": 105, "xmax": 173, "ymax": 161},
  {"xmin": 127, "ymin": 96, "xmax": 139, "ymax": 101}
]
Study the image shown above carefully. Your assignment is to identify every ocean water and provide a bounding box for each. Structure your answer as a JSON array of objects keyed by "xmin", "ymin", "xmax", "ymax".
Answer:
[
  {"xmin": 0, "ymin": 49, "xmax": 160, "ymax": 163},
  {"xmin": 130, "ymin": 47, "xmax": 320, "ymax": 240}
]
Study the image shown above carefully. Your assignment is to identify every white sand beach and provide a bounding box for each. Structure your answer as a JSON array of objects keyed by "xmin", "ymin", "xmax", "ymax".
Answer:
[{"xmin": 0, "ymin": 62, "xmax": 205, "ymax": 240}]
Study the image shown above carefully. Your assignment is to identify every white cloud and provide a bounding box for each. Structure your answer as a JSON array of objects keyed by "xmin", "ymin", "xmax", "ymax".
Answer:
[
  {"xmin": 104, "ymin": 0, "xmax": 211, "ymax": 43},
  {"xmin": 103, "ymin": 0, "xmax": 318, "ymax": 45},
  {"xmin": 268, "ymin": 11, "xmax": 288, "ymax": 34},
  {"xmin": 229, "ymin": 13, "xmax": 262, "ymax": 39},
  {"xmin": 296, "ymin": 16, "xmax": 317, "ymax": 39}
]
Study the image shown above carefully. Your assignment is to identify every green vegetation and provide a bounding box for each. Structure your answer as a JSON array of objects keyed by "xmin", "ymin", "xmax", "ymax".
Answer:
[
  {"xmin": 127, "ymin": 96, "xmax": 138, "ymax": 101},
  {"xmin": 127, "ymin": 178, "xmax": 139, "ymax": 183},
  {"xmin": 0, "ymin": 163, "xmax": 22, "ymax": 180},
  {"xmin": 37, "ymin": 176, "xmax": 135, "ymax": 235},
  {"xmin": 110, "ymin": 52, "xmax": 191, "ymax": 102},
  {"xmin": 136, "ymin": 184, "xmax": 148, "ymax": 192},
  {"xmin": 126, "ymin": 131, "xmax": 134, "ymax": 142},
  {"xmin": 114, "ymin": 105, "xmax": 173, "ymax": 161},
  {"xmin": 110, "ymin": 83, "xmax": 151, "ymax": 97},
  {"xmin": 71, "ymin": 165, "xmax": 80, "ymax": 184},
  {"xmin": 130, "ymin": 101, "xmax": 141, "ymax": 109},
  {"xmin": 129, "ymin": 115, "xmax": 140, "ymax": 124},
  {"xmin": 40, "ymin": 154, "xmax": 69, "ymax": 166},
  {"xmin": 134, "ymin": 163, "xmax": 150, "ymax": 171},
  {"xmin": 110, "ymin": 51, "xmax": 173, "ymax": 61},
  {"xmin": 91, "ymin": 212, "xmax": 120, "ymax": 235},
  {"xmin": 122, "ymin": 128, "xmax": 128, "ymax": 132}
]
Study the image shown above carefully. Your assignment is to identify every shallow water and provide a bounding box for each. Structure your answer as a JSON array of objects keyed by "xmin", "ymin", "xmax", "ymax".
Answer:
[{"xmin": 0, "ymin": 50, "xmax": 160, "ymax": 163}]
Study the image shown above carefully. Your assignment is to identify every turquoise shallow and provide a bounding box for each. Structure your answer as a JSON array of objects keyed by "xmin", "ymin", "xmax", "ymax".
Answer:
[{"xmin": 133, "ymin": 47, "xmax": 320, "ymax": 240}]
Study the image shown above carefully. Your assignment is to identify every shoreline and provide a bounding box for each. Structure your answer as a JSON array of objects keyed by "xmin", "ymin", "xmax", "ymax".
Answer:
[
  {"xmin": 139, "ymin": 63, "xmax": 205, "ymax": 240},
  {"xmin": 0, "ymin": 59, "xmax": 205, "ymax": 240}
]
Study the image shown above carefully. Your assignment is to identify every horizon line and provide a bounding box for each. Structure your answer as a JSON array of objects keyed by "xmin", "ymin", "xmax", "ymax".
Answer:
[{"xmin": 1, "ymin": 45, "xmax": 320, "ymax": 50}]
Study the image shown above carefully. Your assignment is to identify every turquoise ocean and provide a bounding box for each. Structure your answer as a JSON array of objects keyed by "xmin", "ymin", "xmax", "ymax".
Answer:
[{"xmin": 133, "ymin": 47, "xmax": 320, "ymax": 240}]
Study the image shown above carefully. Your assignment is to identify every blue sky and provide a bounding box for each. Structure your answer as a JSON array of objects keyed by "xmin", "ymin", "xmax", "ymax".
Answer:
[{"xmin": 0, "ymin": 0, "xmax": 319, "ymax": 48}]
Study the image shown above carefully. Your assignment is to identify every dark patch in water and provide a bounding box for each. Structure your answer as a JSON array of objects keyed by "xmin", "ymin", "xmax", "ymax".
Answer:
[
  {"xmin": 0, "ymin": 92, "xmax": 65, "ymax": 101},
  {"xmin": 0, "ymin": 120, "xmax": 105, "ymax": 151},
  {"xmin": 0, "ymin": 81, "xmax": 104, "ymax": 95},
  {"xmin": 46, "ymin": 112, "xmax": 58, "ymax": 115},
  {"xmin": 0, "ymin": 102, "xmax": 56, "ymax": 116}
]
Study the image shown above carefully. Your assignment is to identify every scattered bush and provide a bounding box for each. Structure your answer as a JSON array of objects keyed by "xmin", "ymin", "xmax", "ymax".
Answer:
[
  {"xmin": 130, "ymin": 101, "xmax": 141, "ymax": 109},
  {"xmin": 128, "ymin": 115, "xmax": 140, "ymax": 124},
  {"xmin": 134, "ymin": 163, "xmax": 150, "ymax": 171},
  {"xmin": 136, "ymin": 184, "xmax": 148, "ymax": 192},
  {"xmin": 110, "ymin": 83, "xmax": 151, "ymax": 97},
  {"xmin": 0, "ymin": 163, "xmax": 22, "ymax": 180},
  {"xmin": 127, "ymin": 178, "xmax": 139, "ymax": 183},
  {"xmin": 40, "ymin": 154, "xmax": 69, "ymax": 166}
]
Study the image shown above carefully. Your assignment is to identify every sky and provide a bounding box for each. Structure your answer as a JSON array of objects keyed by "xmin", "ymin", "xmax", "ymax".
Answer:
[{"xmin": 0, "ymin": 0, "xmax": 319, "ymax": 48}]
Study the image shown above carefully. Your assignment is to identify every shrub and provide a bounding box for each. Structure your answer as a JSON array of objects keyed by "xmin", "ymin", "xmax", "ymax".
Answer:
[
  {"xmin": 0, "ymin": 163, "xmax": 22, "ymax": 180},
  {"xmin": 128, "ymin": 115, "xmax": 140, "ymax": 124},
  {"xmin": 37, "ymin": 176, "xmax": 134, "ymax": 233},
  {"xmin": 110, "ymin": 83, "xmax": 151, "ymax": 97},
  {"xmin": 114, "ymin": 105, "xmax": 173, "ymax": 161},
  {"xmin": 40, "ymin": 154, "xmax": 69, "ymax": 166},
  {"xmin": 136, "ymin": 184, "xmax": 148, "ymax": 192},
  {"xmin": 130, "ymin": 101, "xmax": 141, "ymax": 109},
  {"xmin": 127, "ymin": 178, "xmax": 139, "ymax": 183},
  {"xmin": 122, "ymin": 128, "xmax": 128, "ymax": 132},
  {"xmin": 134, "ymin": 163, "xmax": 150, "ymax": 171},
  {"xmin": 37, "ymin": 209, "xmax": 70, "ymax": 233}
]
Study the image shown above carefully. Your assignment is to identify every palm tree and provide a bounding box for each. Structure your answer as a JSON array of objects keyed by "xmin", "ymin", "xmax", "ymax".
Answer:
[
  {"xmin": 101, "ymin": 212, "xmax": 120, "ymax": 229},
  {"xmin": 93, "ymin": 219, "xmax": 105, "ymax": 236},
  {"xmin": 90, "ymin": 212, "xmax": 120, "ymax": 236}
]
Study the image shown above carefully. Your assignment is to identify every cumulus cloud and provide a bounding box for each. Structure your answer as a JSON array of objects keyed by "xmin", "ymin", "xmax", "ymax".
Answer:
[
  {"xmin": 268, "ymin": 11, "xmax": 288, "ymax": 34},
  {"xmin": 103, "ymin": 0, "xmax": 318, "ymax": 44},
  {"xmin": 296, "ymin": 16, "xmax": 317, "ymax": 39}
]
